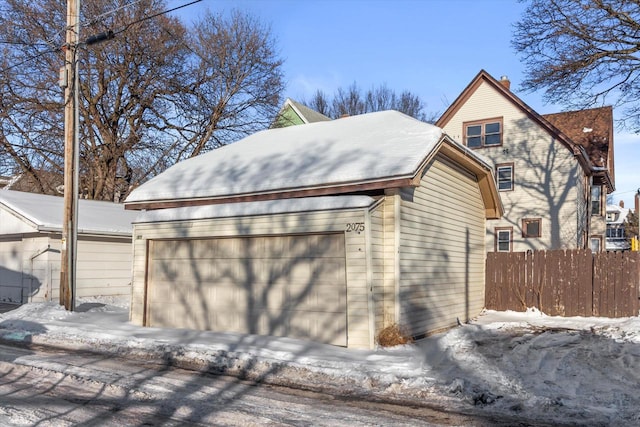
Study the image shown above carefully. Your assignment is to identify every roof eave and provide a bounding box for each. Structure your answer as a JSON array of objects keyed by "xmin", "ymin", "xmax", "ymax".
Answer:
[
  {"xmin": 436, "ymin": 138, "xmax": 504, "ymax": 219},
  {"xmin": 124, "ymin": 176, "xmax": 417, "ymax": 211}
]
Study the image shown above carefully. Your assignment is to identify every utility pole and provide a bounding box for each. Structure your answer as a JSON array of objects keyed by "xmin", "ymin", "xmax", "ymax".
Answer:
[{"xmin": 61, "ymin": 0, "xmax": 80, "ymax": 311}]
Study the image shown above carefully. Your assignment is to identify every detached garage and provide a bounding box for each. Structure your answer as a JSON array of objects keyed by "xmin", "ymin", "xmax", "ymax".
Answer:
[
  {"xmin": 126, "ymin": 111, "xmax": 502, "ymax": 349},
  {"xmin": 0, "ymin": 190, "xmax": 138, "ymax": 304}
]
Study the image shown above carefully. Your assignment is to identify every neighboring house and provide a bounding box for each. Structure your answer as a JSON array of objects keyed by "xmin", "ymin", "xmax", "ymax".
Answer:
[
  {"xmin": 436, "ymin": 70, "xmax": 615, "ymax": 253},
  {"xmin": 0, "ymin": 171, "xmax": 64, "ymax": 195},
  {"xmin": 271, "ymin": 98, "xmax": 332, "ymax": 128},
  {"xmin": 605, "ymin": 203, "xmax": 630, "ymax": 251},
  {"xmin": 124, "ymin": 111, "xmax": 502, "ymax": 349},
  {"xmin": 0, "ymin": 190, "xmax": 138, "ymax": 304},
  {"xmin": 0, "ymin": 176, "xmax": 11, "ymax": 189}
]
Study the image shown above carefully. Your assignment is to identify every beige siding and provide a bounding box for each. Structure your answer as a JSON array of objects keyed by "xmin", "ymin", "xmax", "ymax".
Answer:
[
  {"xmin": 398, "ymin": 156, "xmax": 486, "ymax": 336},
  {"xmin": 132, "ymin": 208, "xmax": 373, "ymax": 349},
  {"xmin": 441, "ymin": 81, "xmax": 583, "ymax": 251},
  {"xmin": 75, "ymin": 238, "xmax": 133, "ymax": 299},
  {"xmin": 9, "ymin": 235, "xmax": 132, "ymax": 303}
]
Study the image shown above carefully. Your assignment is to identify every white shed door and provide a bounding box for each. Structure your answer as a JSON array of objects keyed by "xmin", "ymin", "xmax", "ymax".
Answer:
[
  {"xmin": 0, "ymin": 240, "xmax": 23, "ymax": 303},
  {"xmin": 147, "ymin": 234, "xmax": 348, "ymax": 346}
]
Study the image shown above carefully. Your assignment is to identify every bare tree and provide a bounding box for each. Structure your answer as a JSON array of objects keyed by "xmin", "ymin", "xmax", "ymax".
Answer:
[
  {"xmin": 306, "ymin": 89, "xmax": 331, "ymax": 117},
  {"xmin": 624, "ymin": 209, "xmax": 639, "ymax": 246},
  {"xmin": 333, "ymin": 82, "xmax": 367, "ymax": 117},
  {"xmin": 303, "ymin": 82, "xmax": 435, "ymax": 122},
  {"xmin": 0, "ymin": 0, "xmax": 285, "ymax": 201},
  {"xmin": 513, "ymin": 0, "xmax": 640, "ymax": 131}
]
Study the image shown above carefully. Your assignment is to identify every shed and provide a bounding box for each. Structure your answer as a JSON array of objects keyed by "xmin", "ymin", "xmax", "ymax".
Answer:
[
  {"xmin": 125, "ymin": 110, "xmax": 502, "ymax": 349},
  {"xmin": 0, "ymin": 190, "xmax": 138, "ymax": 303}
]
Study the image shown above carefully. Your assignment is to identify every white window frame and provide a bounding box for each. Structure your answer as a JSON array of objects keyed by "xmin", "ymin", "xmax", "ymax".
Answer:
[
  {"xmin": 496, "ymin": 163, "xmax": 514, "ymax": 191},
  {"xmin": 495, "ymin": 227, "xmax": 512, "ymax": 252}
]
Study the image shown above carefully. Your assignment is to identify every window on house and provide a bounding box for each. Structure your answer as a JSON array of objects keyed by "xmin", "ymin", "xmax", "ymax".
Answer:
[
  {"xmin": 495, "ymin": 227, "xmax": 512, "ymax": 252},
  {"xmin": 591, "ymin": 186, "xmax": 602, "ymax": 216},
  {"xmin": 496, "ymin": 164, "xmax": 514, "ymax": 191},
  {"xmin": 590, "ymin": 236, "xmax": 602, "ymax": 252},
  {"xmin": 464, "ymin": 118, "xmax": 503, "ymax": 148},
  {"xmin": 607, "ymin": 227, "xmax": 625, "ymax": 238},
  {"xmin": 522, "ymin": 218, "xmax": 542, "ymax": 238}
]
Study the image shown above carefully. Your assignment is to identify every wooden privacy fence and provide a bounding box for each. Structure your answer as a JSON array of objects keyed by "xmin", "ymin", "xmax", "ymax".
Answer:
[{"xmin": 486, "ymin": 250, "xmax": 640, "ymax": 318}]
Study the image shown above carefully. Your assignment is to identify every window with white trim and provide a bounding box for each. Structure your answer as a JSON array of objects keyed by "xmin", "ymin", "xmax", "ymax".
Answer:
[
  {"xmin": 495, "ymin": 227, "xmax": 512, "ymax": 252},
  {"xmin": 496, "ymin": 163, "xmax": 514, "ymax": 191}
]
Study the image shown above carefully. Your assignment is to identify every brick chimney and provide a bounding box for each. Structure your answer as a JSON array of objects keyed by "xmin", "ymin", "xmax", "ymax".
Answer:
[
  {"xmin": 636, "ymin": 190, "xmax": 640, "ymax": 217},
  {"xmin": 620, "ymin": 200, "xmax": 625, "ymax": 208},
  {"xmin": 499, "ymin": 75, "xmax": 511, "ymax": 90}
]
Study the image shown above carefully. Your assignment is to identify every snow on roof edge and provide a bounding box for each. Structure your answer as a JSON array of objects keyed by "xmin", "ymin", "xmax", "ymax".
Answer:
[
  {"xmin": 134, "ymin": 196, "xmax": 378, "ymax": 224},
  {"xmin": 0, "ymin": 190, "xmax": 137, "ymax": 235}
]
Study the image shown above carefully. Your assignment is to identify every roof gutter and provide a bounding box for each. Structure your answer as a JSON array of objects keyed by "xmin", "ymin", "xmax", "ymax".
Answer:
[{"xmin": 125, "ymin": 175, "xmax": 418, "ymax": 211}]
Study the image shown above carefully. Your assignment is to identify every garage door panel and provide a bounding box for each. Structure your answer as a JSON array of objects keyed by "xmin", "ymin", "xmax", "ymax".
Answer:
[{"xmin": 147, "ymin": 234, "xmax": 348, "ymax": 346}]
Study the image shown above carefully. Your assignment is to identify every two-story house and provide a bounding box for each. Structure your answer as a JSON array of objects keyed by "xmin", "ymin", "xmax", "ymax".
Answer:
[
  {"xmin": 605, "ymin": 202, "xmax": 631, "ymax": 251},
  {"xmin": 436, "ymin": 70, "xmax": 615, "ymax": 252}
]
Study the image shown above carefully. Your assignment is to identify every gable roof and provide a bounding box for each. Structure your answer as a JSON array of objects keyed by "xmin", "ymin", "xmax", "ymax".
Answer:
[
  {"xmin": 125, "ymin": 110, "xmax": 502, "ymax": 218},
  {"xmin": 606, "ymin": 204, "xmax": 629, "ymax": 225},
  {"xmin": 0, "ymin": 190, "xmax": 138, "ymax": 236},
  {"xmin": 436, "ymin": 70, "xmax": 614, "ymax": 192},
  {"xmin": 272, "ymin": 98, "xmax": 331, "ymax": 127}
]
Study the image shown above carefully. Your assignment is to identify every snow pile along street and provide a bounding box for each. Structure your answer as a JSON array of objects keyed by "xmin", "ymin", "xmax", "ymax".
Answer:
[{"xmin": 1, "ymin": 298, "xmax": 639, "ymax": 426}]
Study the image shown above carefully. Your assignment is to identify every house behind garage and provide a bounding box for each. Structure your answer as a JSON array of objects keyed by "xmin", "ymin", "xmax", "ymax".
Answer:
[
  {"xmin": 0, "ymin": 190, "xmax": 138, "ymax": 304},
  {"xmin": 125, "ymin": 111, "xmax": 503, "ymax": 349}
]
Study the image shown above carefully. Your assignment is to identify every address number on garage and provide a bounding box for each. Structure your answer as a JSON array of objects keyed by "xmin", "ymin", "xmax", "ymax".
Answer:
[{"xmin": 345, "ymin": 223, "xmax": 365, "ymax": 232}]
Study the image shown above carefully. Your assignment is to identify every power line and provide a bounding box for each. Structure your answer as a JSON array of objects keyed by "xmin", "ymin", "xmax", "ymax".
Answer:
[
  {"xmin": 83, "ymin": 0, "xmax": 147, "ymax": 28},
  {"xmin": 113, "ymin": 0, "xmax": 203, "ymax": 37},
  {"xmin": 0, "ymin": 0, "xmax": 204, "ymax": 75},
  {"xmin": 0, "ymin": 48, "xmax": 59, "ymax": 74}
]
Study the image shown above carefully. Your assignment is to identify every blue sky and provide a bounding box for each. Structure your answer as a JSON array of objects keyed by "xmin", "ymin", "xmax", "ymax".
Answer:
[{"xmin": 169, "ymin": 0, "xmax": 639, "ymax": 208}]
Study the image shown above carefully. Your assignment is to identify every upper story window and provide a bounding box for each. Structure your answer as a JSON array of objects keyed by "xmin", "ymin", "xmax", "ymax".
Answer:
[
  {"xmin": 496, "ymin": 163, "xmax": 514, "ymax": 191},
  {"xmin": 591, "ymin": 186, "xmax": 602, "ymax": 216},
  {"xmin": 464, "ymin": 118, "xmax": 503, "ymax": 148}
]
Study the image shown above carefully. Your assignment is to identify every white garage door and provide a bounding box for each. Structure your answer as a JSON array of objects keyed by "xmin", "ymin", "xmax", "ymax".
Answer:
[{"xmin": 146, "ymin": 233, "xmax": 348, "ymax": 346}]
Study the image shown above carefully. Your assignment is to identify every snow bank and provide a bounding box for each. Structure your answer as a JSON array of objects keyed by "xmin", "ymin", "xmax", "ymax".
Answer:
[{"xmin": 1, "ymin": 301, "xmax": 639, "ymax": 425}]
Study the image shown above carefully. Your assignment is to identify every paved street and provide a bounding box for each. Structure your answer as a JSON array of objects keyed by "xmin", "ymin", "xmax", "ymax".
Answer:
[{"xmin": 0, "ymin": 343, "xmax": 518, "ymax": 426}]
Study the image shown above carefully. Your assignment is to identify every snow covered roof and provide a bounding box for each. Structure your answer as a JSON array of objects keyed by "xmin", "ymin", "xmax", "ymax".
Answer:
[
  {"xmin": 0, "ymin": 190, "xmax": 138, "ymax": 236},
  {"xmin": 135, "ymin": 195, "xmax": 378, "ymax": 224},
  {"xmin": 126, "ymin": 111, "xmax": 489, "ymax": 208},
  {"xmin": 606, "ymin": 204, "xmax": 630, "ymax": 225}
]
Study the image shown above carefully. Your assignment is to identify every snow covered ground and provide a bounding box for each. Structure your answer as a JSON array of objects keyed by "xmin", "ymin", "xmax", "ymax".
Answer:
[{"xmin": 1, "ymin": 298, "xmax": 639, "ymax": 426}]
